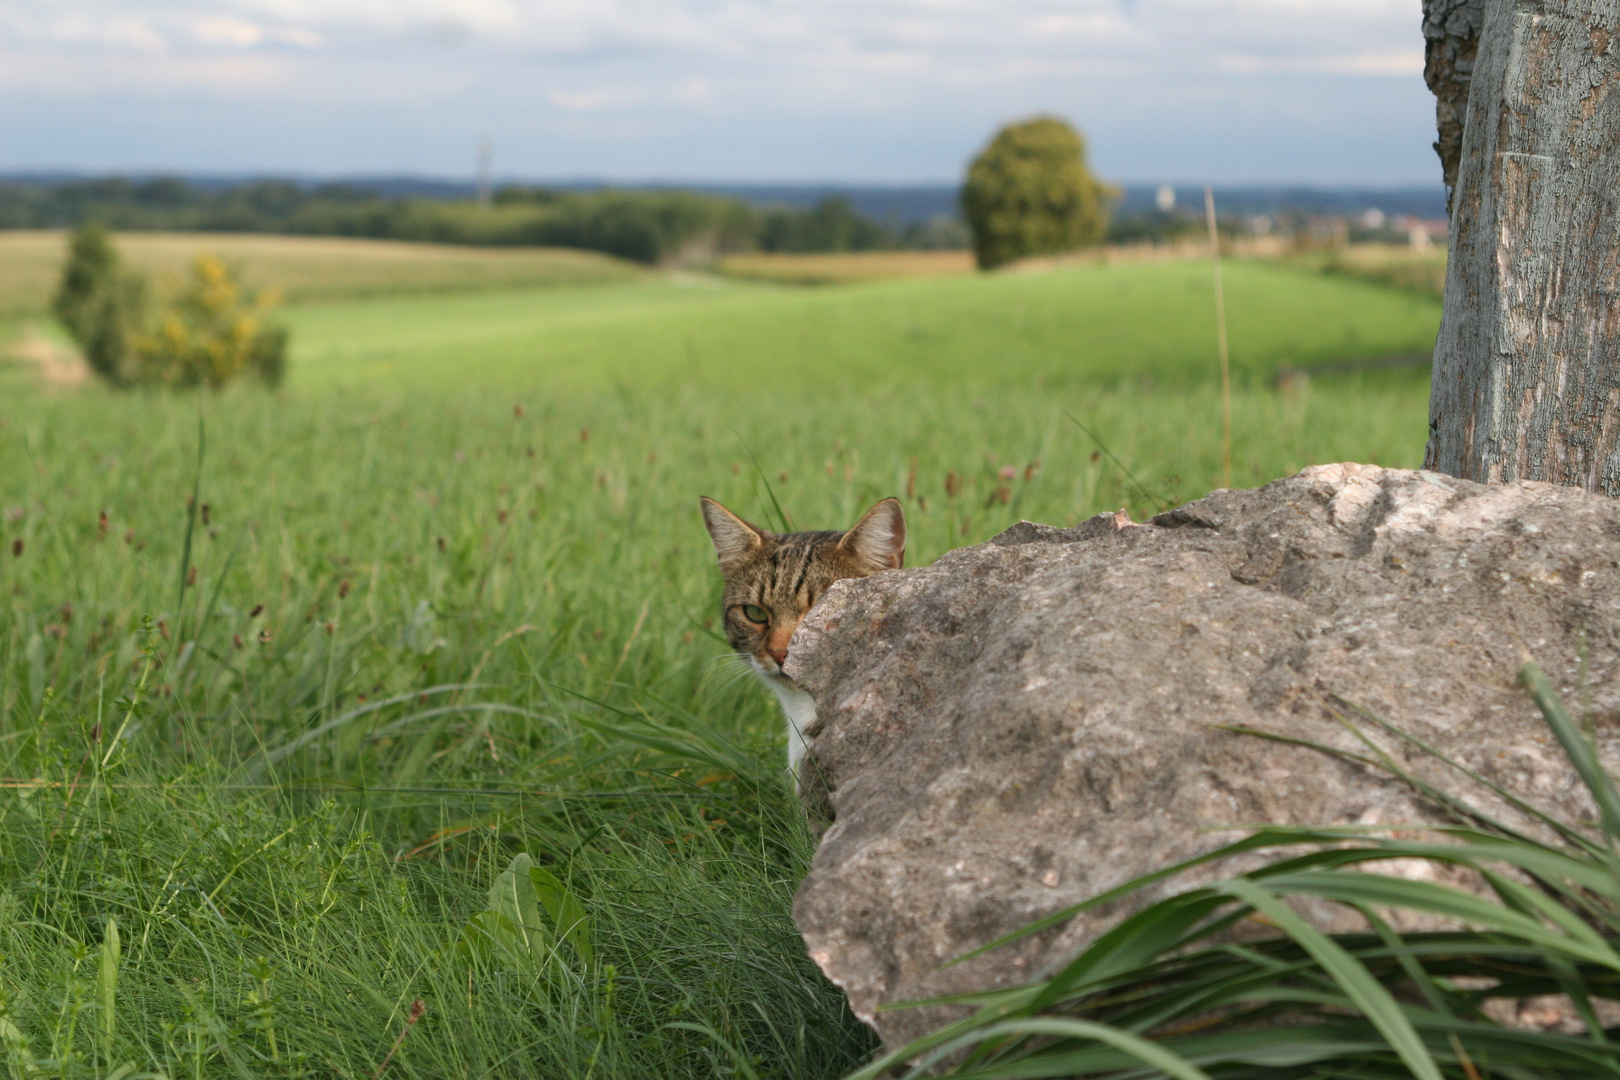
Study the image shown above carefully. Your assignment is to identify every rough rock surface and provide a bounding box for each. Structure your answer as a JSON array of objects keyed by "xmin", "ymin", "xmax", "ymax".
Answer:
[{"xmin": 785, "ymin": 464, "xmax": 1620, "ymax": 1048}]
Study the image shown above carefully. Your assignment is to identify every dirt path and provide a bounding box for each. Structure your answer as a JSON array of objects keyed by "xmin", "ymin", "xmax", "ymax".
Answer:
[{"xmin": 7, "ymin": 327, "xmax": 89, "ymax": 388}]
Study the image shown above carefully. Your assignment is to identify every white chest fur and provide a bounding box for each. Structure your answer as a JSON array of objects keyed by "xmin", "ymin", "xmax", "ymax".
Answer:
[{"xmin": 752, "ymin": 663, "xmax": 818, "ymax": 782}]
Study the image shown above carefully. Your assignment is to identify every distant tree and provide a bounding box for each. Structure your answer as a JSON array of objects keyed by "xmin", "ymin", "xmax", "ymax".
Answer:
[
  {"xmin": 492, "ymin": 185, "xmax": 562, "ymax": 206},
  {"xmin": 759, "ymin": 197, "xmax": 896, "ymax": 253},
  {"xmin": 961, "ymin": 116, "xmax": 1113, "ymax": 270},
  {"xmin": 52, "ymin": 222, "xmax": 146, "ymax": 386}
]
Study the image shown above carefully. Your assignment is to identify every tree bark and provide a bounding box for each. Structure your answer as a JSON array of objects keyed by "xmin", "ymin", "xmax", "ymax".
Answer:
[
  {"xmin": 1422, "ymin": 0, "xmax": 1488, "ymax": 208},
  {"xmin": 1425, "ymin": 0, "xmax": 1620, "ymax": 493}
]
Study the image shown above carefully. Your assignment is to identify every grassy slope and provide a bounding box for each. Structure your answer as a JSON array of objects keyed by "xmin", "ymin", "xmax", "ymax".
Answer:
[
  {"xmin": 282, "ymin": 258, "xmax": 1439, "ymax": 392},
  {"xmin": 716, "ymin": 250, "xmax": 976, "ymax": 284},
  {"xmin": 0, "ymin": 260, "xmax": 1438, "ymax": 1079}
]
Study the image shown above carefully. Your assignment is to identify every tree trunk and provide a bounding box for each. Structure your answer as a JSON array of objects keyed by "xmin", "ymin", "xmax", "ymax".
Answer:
[
  {"xmin": 1425, "ymin": 0, "xmax": 1620, "ymax": 493},
  {"xmin": 1422, "ymin": 0, "xmax": 1487, "ymax": 210}
]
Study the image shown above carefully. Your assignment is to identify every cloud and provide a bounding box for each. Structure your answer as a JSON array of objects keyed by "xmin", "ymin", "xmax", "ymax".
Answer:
[
  {"xmin": 0, "ymin": 0, "xmax": 1435, "ymax": 183},
  {"xmin": 1219, "ymin": 49, "xmax": 1425, "ymax": 76},
  {"xmin": 3, "ymin": 0, "xmax": 1422, "ymax": 70},
  {"xmin": 547, "ymin": 86, "xmax": 642, "ymax": 112}
]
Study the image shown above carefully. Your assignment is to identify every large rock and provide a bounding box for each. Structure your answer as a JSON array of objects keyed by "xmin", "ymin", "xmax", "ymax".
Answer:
[{"xmin": 784, "ymin": 463, "xmax": 1620, "ymax": 1048}]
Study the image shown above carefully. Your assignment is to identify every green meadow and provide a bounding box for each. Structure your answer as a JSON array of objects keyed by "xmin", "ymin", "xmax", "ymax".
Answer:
[{"xmin": 0, "ymin": 249, "xmax": 1438, "ymax": 1078}]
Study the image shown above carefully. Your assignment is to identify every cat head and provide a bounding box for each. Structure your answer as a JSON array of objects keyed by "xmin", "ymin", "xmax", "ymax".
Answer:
[{"xmin": 700, "ymin": 496, "xmax": 905, "ymax": 681}]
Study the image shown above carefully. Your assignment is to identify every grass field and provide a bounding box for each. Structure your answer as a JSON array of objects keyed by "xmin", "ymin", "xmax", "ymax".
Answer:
[
  {"xmin": 0, "ymin": 231, "xmax": 641, "ymax": 315},
  {"xmin": 1292, "ymin": 241, "xmax": 1448, "ymax": 300},
  {"xmin": 716, "ymin": 250, "xmax": 975, "ymax": 284},
  {"xmin": 0, "ymin": 246, "xmax": 1439, "ymax": 1078}
]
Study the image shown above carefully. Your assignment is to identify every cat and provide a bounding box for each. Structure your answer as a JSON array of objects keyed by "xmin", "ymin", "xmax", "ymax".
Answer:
[{"xmin": 700, "ymin": 496, "xmax": 905, "ymax": 783}]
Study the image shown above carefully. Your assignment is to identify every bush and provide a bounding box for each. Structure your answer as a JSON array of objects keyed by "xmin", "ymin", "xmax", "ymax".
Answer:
[
  {"xmin": 961, "ymin": 116, "xmax": 1114, "ymax": 270},
  {"xmin": 52, "ymin": 225, "xmax": 288, "ymax": 389},
  {"xmin": 51, "ymin": 222, "xmax": 147, "ymax": 386},
  {"xmin": 132, "ymin": 256, "xmax": 288, "ymax": 388}
]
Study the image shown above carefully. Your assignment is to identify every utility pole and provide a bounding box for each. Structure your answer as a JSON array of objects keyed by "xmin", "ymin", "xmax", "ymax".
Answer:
[{"xmin": 476, "ymin": 139, "xmax": 493, "ymax": 209}]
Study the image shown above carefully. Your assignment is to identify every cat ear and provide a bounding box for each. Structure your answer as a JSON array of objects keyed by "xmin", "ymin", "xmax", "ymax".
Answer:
[
  {"xmin": 700, "ymin": 497, "xmax": 767, "ymax": 568},
  {"xmin": 841, "ymin": 497, "xmax": 905, "ymax": 571}
]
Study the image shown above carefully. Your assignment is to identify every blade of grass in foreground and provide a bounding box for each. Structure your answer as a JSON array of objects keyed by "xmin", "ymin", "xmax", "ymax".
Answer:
[
  {"xmin": 1218, "ymin": 877, "xmax": 1442, "ymax": 1080},
  {"xmin": 1522, "ymin": 662, "xmax": 1620, "ymax": 847}
]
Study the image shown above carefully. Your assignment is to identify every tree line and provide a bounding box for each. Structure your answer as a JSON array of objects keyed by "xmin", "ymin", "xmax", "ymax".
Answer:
[
  {"xmin": 0, "ymin": 178, "xmax": 968, "ymax": 264},
  {"xmin": 4, "ymin": 115, "xmax": 1124, "ymax": 269}
]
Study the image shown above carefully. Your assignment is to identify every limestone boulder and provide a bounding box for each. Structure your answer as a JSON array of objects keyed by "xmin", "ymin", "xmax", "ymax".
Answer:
[{"xmin": 784, "ymin": 463, "xmax": 1620, "ymax": 1048}]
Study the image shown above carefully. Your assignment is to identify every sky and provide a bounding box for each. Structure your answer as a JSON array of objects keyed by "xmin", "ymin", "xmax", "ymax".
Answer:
[{"xmin": 0, "ymin": 0, "xmax": 1437, "ymax": 186}]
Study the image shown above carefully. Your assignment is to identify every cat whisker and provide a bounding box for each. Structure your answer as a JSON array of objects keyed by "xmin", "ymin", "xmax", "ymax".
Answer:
[{"xmin": 702, "ymin": 652, "xmax": 757, "ymax": 692}]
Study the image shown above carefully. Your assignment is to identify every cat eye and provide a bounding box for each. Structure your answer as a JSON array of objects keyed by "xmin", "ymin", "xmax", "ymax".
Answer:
[{"xmin": 740, "ymin": 604, "xmax": 768, "ymax": 625}]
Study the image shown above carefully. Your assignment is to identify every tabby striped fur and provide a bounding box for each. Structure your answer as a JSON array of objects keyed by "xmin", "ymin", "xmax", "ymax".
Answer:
[{"xmin": 700, "ymin": 496, "xmax": 905, "ymax": 782}]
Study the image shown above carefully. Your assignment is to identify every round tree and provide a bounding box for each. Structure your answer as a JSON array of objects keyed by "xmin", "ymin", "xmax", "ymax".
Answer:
[{"xmin": 961, "ymin": 116, "xmax": 1112, "ymax": 270}]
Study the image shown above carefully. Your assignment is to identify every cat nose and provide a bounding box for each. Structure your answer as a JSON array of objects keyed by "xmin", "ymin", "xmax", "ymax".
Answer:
[{"xmin": 768, "ymin": 646, "xmax": 788, "ymax": 667}]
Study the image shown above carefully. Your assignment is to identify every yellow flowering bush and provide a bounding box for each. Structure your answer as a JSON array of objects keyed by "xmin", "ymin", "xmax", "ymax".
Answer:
[{"xmin": 132, "ymin": 255, "xmax": 287, "ymax": 388}]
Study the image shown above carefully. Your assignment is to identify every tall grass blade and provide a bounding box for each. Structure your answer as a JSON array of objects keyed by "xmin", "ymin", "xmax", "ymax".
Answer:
[
  {"xmin": 899, "ymin": 1018, "xmax": 1215, "ymax": 1080},
  {"xmin": 736, "ymin": 435, "xmax": 793, "ymax": 533},
  {"xmin": 251, "ymin": 684, "xmax": 485, "ymax": 772},
  {"xmin": 176, "ymin": 411, "xmax": 205, "ymax": 635},
  {"xmin": 1217, "ymin": 877, "xmax": 1442, "ymax": 1080},
  {"xmin": 1330, "ymin": 694, "xmax": 1611, "ymax": 857},
  {"xmin": 1523, "ymin": 661, "xmax": 1620, "ymax": 846},
  {"xmin": 942, "ymin": 827, "xmax": 1350, "ymax": 967},
  {"xmin": 97, "ymin": 916, "xmax": 119, "ymax": 1066},
  {"xmin": 1063, "ymin": 410, "xmax": 1163, "ymax": 512},
  {"xmin": 665, "ymin": 1022, "xmax": 765, "ymax": 1080}
]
